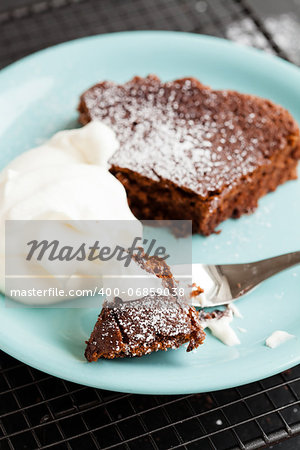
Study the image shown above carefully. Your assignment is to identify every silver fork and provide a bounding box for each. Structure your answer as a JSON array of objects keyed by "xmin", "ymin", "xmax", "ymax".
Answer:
[{"xmin": 173, "ymin": 252, "xmax": 300, "ymax": 307}]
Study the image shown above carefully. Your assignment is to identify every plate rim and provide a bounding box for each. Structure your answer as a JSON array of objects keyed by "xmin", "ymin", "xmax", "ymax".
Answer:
[
  {"xmin": 1, "ymin": 29, "xmax": 300, "ymax": 80},
  {"xmin": 0, "ymin": 30, "xmax": 300, "ymax": 394},
  {"xmin": 1, "ymin": 328, "xmax": 300, "ymax": 395}
]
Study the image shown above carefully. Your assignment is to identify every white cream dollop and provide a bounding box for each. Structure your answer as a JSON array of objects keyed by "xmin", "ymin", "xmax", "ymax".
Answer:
[{"xmin": 0, "ymin": 121, "xmax": 141, "ymax": 303}]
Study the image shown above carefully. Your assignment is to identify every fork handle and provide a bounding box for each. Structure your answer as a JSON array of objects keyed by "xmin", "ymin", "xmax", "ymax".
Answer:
[{"xmin": 220, "ymin": 251, "xmax": 300, "ymax": 298}]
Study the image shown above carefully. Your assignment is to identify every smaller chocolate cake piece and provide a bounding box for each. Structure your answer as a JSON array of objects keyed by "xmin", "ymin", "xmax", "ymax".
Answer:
[{"xmin": 85, "ymin": 296, "xmax": 205, "ymax": 361}]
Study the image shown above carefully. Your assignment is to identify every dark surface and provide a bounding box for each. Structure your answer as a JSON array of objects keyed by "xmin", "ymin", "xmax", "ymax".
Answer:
[
  {"xmin": 2, "ymin": 351, "xmax": 300, "ymax": 449},
  {"xmin": 1, "ymin": 0, "xmax": 300, "ymax": 69},
  {"xmin": 1, "ymin": 1, "xmax": 300, "ymax": 449}
]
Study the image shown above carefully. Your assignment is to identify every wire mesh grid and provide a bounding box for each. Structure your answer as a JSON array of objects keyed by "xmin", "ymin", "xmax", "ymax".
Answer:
[
  {"xmin": 1, "ymin": 351, "xmax": 300, "ymax": 449},
  {"xmin": 0, "ymin": 0, "xmax": 293, "ymax": 69},
  {"xmin": 0, "ymin": 0, "xmax": 300, "ymax": 449}
]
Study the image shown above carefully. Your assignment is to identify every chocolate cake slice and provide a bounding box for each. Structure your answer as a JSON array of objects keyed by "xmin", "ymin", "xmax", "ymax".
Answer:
[
  {"xmin": 85, "ymin": 295, "xmax": 205, "ymax": 361},
  {"xmin": 78, "ymin": 75, "xmax": 300, "ymax": 235}
]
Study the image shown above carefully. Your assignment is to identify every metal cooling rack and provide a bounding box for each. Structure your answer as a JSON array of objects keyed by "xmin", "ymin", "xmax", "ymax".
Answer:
[{"xmin": 1, "ymin": 1, "xmax": 300, "ymax": 449}]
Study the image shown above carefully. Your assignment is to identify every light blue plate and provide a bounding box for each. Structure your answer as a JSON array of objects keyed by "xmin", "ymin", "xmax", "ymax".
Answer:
[{"xmin": 0, "ymin": 31, "xmax": 299, "ymax": 394}]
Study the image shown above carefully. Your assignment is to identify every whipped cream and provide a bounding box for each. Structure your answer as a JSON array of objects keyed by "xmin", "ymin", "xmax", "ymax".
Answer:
[
  {"xmin": 0, "ymin": 122, "xmax": 142, "ymax": 303},
  {"xmin": 265, "ymin": 330, "xmax": 296, "ymax": 348},
  {"xmin": 201, "ymin": 309, "xmax": 240, "ymax": 346}
]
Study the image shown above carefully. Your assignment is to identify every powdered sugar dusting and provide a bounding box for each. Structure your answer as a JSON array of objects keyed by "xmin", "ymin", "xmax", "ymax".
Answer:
[
  {"xmin": 81, "ymin": 75, "xmax": 295, "ymax": 197},
  {"xmin": 85, "ymin": 294, "xmax": 205, "ymax": 359},
  {"xmin": 115, "ymin": 296, "xmax": 193, "ymax": 342}
]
